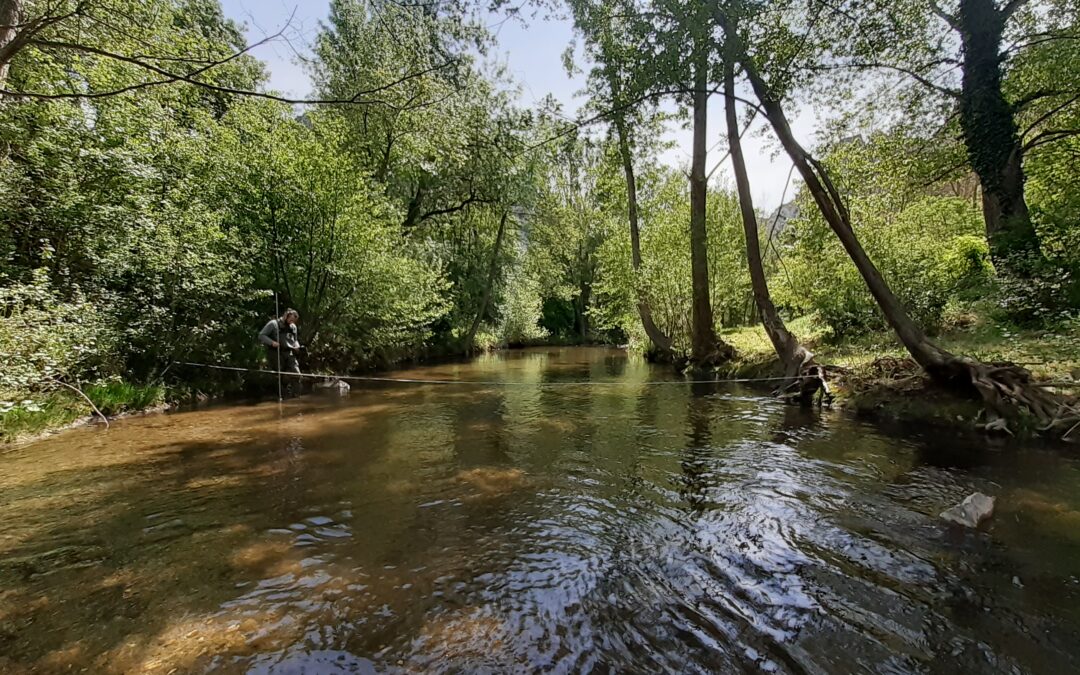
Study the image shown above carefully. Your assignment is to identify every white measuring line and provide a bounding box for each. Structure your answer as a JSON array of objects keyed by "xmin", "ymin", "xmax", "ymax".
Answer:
[{"xmin": 175, "ymin": 361, "xmax": 807, "ymax": 386}]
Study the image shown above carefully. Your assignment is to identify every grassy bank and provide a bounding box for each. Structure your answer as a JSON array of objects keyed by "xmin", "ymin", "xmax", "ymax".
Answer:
[
  {"xmin": 1, "ymin": 381, "xmax": 167, "ymax": 445},
  {"xmin": 721, "ymin": 311, "xmax": 1080, "ymax": 432}
]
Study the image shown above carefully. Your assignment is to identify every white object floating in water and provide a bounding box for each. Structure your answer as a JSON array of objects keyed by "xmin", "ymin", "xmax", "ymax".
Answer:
[
  {"xmin": 314, "ymin": 378, "xmax": 351, "ymax": 396},
  {"xmin": 940, "ymin": 492, "xmax": 996, "ymax": 528}
]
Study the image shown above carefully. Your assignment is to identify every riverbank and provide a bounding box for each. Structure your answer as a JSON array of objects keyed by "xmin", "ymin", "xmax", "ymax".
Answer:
[
  {"xmin": 6, "ymin": 314, "xmax": 1078, "ymax": 445},
  {"xmin": 721, "ymin": 313, "xmax": 1080, "ymax": 436},
  {"xmin": 1, "ymin": 381, "xmax": 170, "ymax": 446}
]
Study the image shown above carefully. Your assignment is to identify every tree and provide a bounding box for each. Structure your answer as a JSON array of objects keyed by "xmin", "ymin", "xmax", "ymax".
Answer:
[
  {"xmin": 713, "ymin": 1, "xmax": 1073, "ymax": 433},
  {"xmin": 687, "ymin": 39, "xmax": 736, "ymax": 364},
  {"xmin": 566, "ymin": 0, "xmax": 675, "ymax": 355},
  {"xmin": 313, "ymin": 0, "xmax": 524, "ymax": 230},
  {"xmin": 561, "ymin": 0, "xmax": 737, "ymax": 364},
  {"xmin": 464, "ymin": 210, "xmax": 510, "ymax": 352},
  {"xmin": 818, "ymin": 0, "xmax": 1080, "ymax": 275},
  {"xmin": 527, "ymin": 131, "xmax": 615, "ymax": 342},
  {"xmin": 722, "ymin": 53, "xmax": 811, "ymax": 378}
]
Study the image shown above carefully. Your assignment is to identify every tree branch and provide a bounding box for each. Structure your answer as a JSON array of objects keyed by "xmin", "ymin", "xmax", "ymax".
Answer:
[
  {"xmin": 1023, "ymin": 128, "xmax": 1080, "ymax": 152},
  {"xmin": 1012, "ymin": 88, "xmax": 1078, "ymax": 112},
  {"xmin": 51, "ymin": 379, "xmax": 109, "ymax": 429},
  {"xmin": 810, "ymin": 60, "xmax": 961, "ymax": 97},
  {"xmin": 707, "ymin": 106, "xmax": 759, "ymax": 180},
  {"xmin": 520, "ymin": 86, "xmax": 765, "ymax": 156},
  {"xmin": 929, "ymin": 0, "xmax": 960, "ymax": 30},
  {"xmin": 414, "ymin": 193, "xmax": 496, "ymax": 225},
  {"xmin": 1021, "ymin": 94, "xmax": 1080, "ymax": 139},
  {"xmin": 0, "ymin": 3, "xmax": 84, "ymax": 69},
  {"xmin": 1004, "ymin": 31, "xmax": 1080, "ymax": 55},
  {"xmin": 5, "ymin": 35, "xmax": 458, "ymax": 107}
]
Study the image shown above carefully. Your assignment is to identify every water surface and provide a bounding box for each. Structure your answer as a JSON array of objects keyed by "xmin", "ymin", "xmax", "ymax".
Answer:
[{"xmin": 2, "ymin": 347, "xmax": 1079, "ymax": 673}]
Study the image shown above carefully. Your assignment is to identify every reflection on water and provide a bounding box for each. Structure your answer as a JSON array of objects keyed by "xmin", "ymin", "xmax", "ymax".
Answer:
[{"xmin": 2, "ymin": 347, "xmax": 1080, "ymax": 673}]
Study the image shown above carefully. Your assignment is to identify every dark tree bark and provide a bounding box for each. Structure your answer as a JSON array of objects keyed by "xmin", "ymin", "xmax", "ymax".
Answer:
[
  {"xmin": 689, "ymin": 46, "xmax": 735, "ymax": 365},
  {"xmin": 0, "ymin": 0, "xmax": 20, "ymax": 89},
  {"xmin": 956, "ymin": 0, "xmax": 1042, "ymax": 271},
  {"xmin": 464, "ymin": 211, "xmax": 508, "ymax": 353},
  {"xmin": 613, "ymin": 114, "xmax": 674, "ymax": 356},
  {"xmin": 580, "ymin": 284, "xmax": 591, "ymax": 340},
  {"xmin": 723, "ymin": 56, "xmax": 811, "ymax": 379}
]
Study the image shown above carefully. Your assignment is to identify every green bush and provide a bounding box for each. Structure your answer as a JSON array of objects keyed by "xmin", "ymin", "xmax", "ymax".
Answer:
[
  {"xmin": 0, "ymin": 394, "xmax": 86, "ymax": 443},
  {"xmin": 499, "ymin": 270, "xmax": 549, "ymax": 346},
  {"xmin": 0, "ymin": 269, "xmax": 117, "ymax": 395},
  {"xmin": 775, "ymin": 195, "xmax": 990, "ymax": 338}
]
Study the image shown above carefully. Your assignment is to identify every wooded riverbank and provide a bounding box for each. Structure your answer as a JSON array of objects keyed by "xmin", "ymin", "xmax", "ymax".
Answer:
[{"xmin": 7, "ymin": 309, "xmax": 1077, "ymax": 446}]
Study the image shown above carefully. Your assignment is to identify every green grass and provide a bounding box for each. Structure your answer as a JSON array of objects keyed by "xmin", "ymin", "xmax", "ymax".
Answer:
[
  {"xmin": 721, "ymin": 310, "xmax": 1080, "ymax": 382},
  {"xmin": 0, "ymin": 393, "xmax": 86, "ymax": 444},
  {"xmin": 83, "ymin": 381, "xmax": 165, "ymax": 416},
  {"xmin": 720, "ymin": 310, "xmax": 1079, "ymax": 433},
  {"xmin": 1, "ymin": 381, "xmax": 166, "ymax": 444}
]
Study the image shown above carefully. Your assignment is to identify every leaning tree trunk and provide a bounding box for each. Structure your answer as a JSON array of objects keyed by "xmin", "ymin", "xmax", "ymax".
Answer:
[
  {"xmin": 741, "ymin": 57, "xmax": 953, "ymax": 376},
  {"xmin": 957, "ymin": 0, "xmax": 1042, "ymax": 272},
  {"xmin": 723, "ymin": 57, "xmax": 811, "ymax": 379},
  {"xmin": 715, "ymin": 9, "xmax": 1073, "ymax": 434},
  {"xmin": 613, "ymin": 114, "xmax": 674, "ymax": 357},
  {"xmin": 464, "ymin": 211, "xmax": 508, "ymax": 353},
  {"xmin": 689, "ymin": 46, "xmax": 735, "ymax": 366}
]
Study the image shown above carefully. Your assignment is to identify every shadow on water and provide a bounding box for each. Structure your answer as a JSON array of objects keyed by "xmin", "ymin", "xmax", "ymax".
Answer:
[{"xmin": 1, "ymin": 347, "xmax": 1079, "ymax": 673}]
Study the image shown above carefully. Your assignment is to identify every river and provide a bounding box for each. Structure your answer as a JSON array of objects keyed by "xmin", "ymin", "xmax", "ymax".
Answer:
[{"xmin": 1, "ymin": 347, "xmax": 1079, "ymax": 673}]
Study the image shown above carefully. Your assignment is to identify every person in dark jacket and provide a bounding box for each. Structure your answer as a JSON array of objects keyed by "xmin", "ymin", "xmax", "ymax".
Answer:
[{"xmin": 258, "ymin": 309, "xmax": 302, "ymax": 395}]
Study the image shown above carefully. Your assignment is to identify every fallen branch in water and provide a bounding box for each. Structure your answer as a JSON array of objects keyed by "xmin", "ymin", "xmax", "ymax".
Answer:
[{"xmin": 50, "ymin": 379, "xmax": 109, "ymax": 430}]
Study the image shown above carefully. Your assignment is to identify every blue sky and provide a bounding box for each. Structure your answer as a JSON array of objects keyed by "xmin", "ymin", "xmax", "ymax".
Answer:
[{"xmin": 220, "ymin": 0, "xmax": 807, "ymax": 211}]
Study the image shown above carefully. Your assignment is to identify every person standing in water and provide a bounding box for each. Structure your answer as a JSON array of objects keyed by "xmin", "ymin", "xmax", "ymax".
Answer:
[{"xmin": 258, "ymin": 309, "xmax": 303, "ymax": 396}]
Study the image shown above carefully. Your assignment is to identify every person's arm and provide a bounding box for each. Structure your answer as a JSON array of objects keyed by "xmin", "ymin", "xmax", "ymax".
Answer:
[{"xmin": 258, "ymin": 320, "xmax": 279, "ymax": 348}]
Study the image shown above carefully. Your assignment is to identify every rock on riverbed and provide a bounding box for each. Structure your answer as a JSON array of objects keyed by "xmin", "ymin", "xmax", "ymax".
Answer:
[{"xmin": 940, "ymin": 492, "xmax": 996, "ymax": 528}]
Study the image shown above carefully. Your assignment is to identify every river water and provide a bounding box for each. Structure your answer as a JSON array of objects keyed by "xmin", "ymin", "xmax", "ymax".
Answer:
[{"xmin": 2, "ymin": 347, "xmax": 1079, "ymax": 674}]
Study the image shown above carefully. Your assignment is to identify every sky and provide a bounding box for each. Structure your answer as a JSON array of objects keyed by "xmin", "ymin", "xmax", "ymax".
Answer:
[{"xmin": 219, "ymin": 0, "xmax": 812, "ymax": 211}]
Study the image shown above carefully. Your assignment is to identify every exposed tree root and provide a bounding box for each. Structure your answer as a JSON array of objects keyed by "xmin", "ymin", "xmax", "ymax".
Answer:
[
  {"xmin": 686, "ymin": 343, "xmax": 738, "ymax": 372},
  {"xmin": 776, "ymin": 363, "xmax": 833, "ymax": 407},
  {"xmin": 956, "ymin": 359, "xmax": 1080, "ymax": 438}
]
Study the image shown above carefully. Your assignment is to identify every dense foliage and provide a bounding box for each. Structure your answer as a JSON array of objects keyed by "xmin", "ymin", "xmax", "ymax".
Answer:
[{"xmin": 2, "ymin": 0, "xmax": 1078, "ymax": 430}]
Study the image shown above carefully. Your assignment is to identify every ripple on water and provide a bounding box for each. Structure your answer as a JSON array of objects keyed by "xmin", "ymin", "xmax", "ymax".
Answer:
[{"xmin": 2, "ymin": 348, "xmax": 1080, "ymax": 674}]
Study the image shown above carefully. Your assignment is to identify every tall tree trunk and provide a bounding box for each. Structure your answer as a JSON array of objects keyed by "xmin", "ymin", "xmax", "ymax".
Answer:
[
  {"xmin": 613, "ymin": 114, "xmax": 674, "ymax": 356},
  {"xmin": 723, "ymin": 57, "xmax": 811, "ymax": 378},
  {"xmin": 957, "ymin": 0, "xmax": 1041, "ymax": 272},
  {"xmin": 689, "ymin": 47, "xmax": 734, "ymax": 365},
  {"xmin": 464, "ymin": 211, "xmax": 508, "ymax": 353},
  {"xmin": 579, "ymin": 278, "xmax": 591, "ymax": 341},
  {"xmin": 715, "ymin": 14, "xmax": 952, "ymax": 377},
  {"xmin": 0, "ymin": 0, "xmax": 20, "ymax": 90}
]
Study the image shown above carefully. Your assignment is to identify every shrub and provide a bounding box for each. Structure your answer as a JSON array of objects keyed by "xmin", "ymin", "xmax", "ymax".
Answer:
[
  {"xmin": 499, "ymin": 270, "xmax": 549, "ymax": 346},
  {"xmin": 0, "ymin": 269, "xmax": 116, "ymax": 394},
  {"xmin": 774, "ymin": 196, "xmax": 990, "ymax": 338}
]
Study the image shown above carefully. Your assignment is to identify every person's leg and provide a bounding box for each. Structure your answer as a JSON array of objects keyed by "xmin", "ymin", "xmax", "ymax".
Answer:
[
  {"xmin": 283, "ymin": 351, "xmax": 302, "ymax": 397},
  {"xmin": 266, "ymin": 347, "xmax": 280, "ymax": 395}
]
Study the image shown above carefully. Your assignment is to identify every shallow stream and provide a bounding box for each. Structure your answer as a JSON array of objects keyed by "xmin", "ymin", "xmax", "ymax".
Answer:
[{"xmin": 2, "ymin": 348, "xmax": 1079, "ymax": 673}]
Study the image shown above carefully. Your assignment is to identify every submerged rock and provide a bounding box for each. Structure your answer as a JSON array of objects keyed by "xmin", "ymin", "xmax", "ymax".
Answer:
[{"xmin": 940, "ymin": 492, "xmax": 996, "ymax": 528}]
